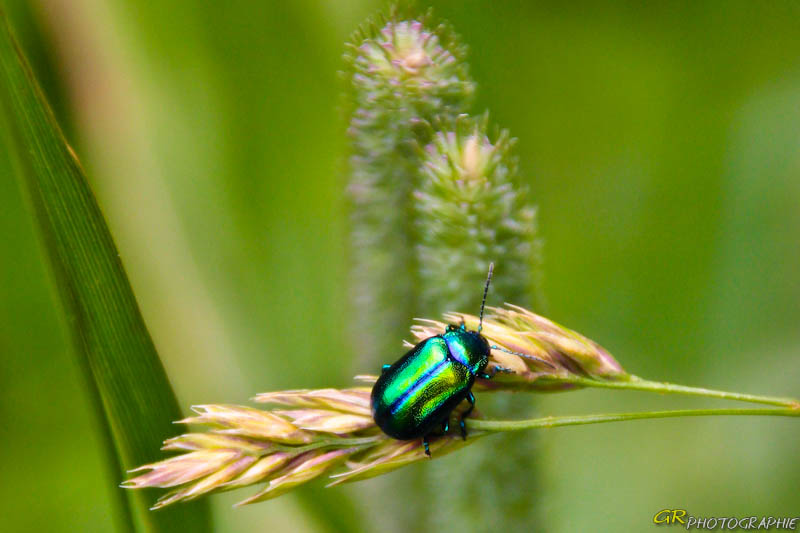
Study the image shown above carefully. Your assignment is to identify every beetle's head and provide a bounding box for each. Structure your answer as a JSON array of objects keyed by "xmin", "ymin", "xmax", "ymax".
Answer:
[
  {"xmin": 441, "ymin": 263, "xmax": 496, "ymax": 374},
  {"xmin": 442, "ymin": 327, "xmax": 491, "ymax": 375}
]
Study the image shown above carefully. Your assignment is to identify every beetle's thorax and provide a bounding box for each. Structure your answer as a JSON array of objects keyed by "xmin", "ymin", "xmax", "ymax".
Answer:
[{"xmin": 441, "ymin": 325, "xmax": 490, "ymax": 375}]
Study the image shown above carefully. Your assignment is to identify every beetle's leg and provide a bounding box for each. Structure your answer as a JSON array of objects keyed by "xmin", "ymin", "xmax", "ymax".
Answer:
[
  {"xmin": 381, "ymin": 364, "xmax": 391, "ymax": 374},
  {"xmin": 422, "ymin": 435, "xmax": 431, "ymax": 457},
  {"xmin": 479, "ymin": 365, "xmax": 513, "ymax": 379},
  {"xmin": 441, "ymin": 418, "xmax": 449, "ymax": 434},
  {"xmin": 459, "ymin": 392, "xmax": 475, "ymax": 440}
]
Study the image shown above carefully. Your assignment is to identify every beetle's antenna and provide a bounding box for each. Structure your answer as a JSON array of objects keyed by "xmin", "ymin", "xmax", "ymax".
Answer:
[
  {"xmin": 491, "ymin": 345, "xmax": 555, "ymax": 369},
  {"xmin": 478, "ymin": 263, "xmax": 494, "ymax": 333}
]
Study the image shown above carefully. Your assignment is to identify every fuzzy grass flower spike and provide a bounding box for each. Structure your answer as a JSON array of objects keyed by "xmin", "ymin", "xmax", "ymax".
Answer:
[
  {"xmin": 123, "ymin": 305, "xmax": 799, "ymax": 508},
  {"xmin": 347, "ymin": 16, "xmax": 474, "ymax": 116},
  {"xmin": 415, "ymin": 115, "xmax": 541, "ymax": 314}
]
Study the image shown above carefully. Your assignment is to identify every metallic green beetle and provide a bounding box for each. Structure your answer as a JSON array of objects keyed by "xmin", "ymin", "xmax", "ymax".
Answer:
[{"xmin": 370, "ymin": 264, "xmax": 551, "ymax": 456}]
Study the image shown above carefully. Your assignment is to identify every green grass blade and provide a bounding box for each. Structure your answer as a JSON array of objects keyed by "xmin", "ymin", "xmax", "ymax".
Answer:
[{"xmin": 0, "ymin": 9, "xmax": 211, "ymax": 532}]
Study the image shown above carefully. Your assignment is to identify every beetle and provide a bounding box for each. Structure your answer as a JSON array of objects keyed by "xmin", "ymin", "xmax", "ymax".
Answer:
[{"xmin": 370, "ymin": 263, "xmax": 552, "ymax": 456}]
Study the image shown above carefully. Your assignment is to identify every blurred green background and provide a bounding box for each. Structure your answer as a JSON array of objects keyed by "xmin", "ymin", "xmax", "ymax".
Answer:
[{"xmin": 1, "ymin": 1, "xmax": 798, "ymax": 531}]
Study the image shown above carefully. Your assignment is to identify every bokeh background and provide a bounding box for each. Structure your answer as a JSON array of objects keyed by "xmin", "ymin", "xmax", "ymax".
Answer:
[{"xmin": 1, "ymin": 1, "xmax": 798, "ymax": 531}]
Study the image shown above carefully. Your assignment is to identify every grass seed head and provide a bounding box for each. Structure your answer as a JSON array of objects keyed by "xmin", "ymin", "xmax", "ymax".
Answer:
[{"xmin": 124, "ymin": 305, "xmax": 624, "ymax": 507}]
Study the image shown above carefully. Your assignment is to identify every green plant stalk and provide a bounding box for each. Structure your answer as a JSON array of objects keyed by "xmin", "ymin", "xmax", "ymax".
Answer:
[
  {"xmin": 551, "ymin": 375, "xmax": 799, "ymax": 408},
  {"xmin": 265, "ymin": 407, "xmax": 800, "ymax": 450},
  {"xmin": 0, "ymin": 10, "xmax": 209, "ymax": 532},
  {"xmin": 470, "ymin": 406, "xmax": 800, "ymax": 433}
]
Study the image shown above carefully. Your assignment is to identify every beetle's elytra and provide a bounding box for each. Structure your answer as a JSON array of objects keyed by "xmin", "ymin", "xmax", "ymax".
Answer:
[{"xmin": 370, "ymin": 263, "xmax": 504, "ymax": 456}]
